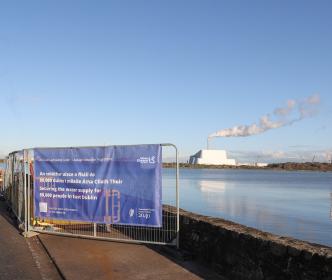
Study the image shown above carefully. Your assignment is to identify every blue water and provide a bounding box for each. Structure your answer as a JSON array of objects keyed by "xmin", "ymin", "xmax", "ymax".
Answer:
[{"xmin": 162, "ymin": 168, "xmax": 332, "ymax": 247}]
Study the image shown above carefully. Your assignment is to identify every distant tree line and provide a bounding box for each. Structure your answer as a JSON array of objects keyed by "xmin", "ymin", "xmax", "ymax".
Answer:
[{"xmin": 163, "ymin": 162, "xmax": 332, "ymax": 172}]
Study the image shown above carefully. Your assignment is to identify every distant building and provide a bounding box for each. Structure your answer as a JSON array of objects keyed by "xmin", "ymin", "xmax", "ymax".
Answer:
[
  {"xmin": 255, "ymin": 162, "xmax": 268, "ymax": 167},
  {"xmin": 189, "ymin": 149, "xmax": 236, "ymax": 166},
  {"xmin": 237, "ymin": 162, "xmax": 268, "ymax": 167}
]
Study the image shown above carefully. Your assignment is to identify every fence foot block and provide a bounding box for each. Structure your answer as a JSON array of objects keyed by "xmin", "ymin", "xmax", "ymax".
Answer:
[{"xmin": 23, "ymin": 231, "xmax": 40, "ymax": 238}]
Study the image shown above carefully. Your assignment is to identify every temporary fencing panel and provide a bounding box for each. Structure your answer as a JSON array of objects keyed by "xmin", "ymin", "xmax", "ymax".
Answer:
[
  {"xmin": 4, "ymin": 144, "xmax": 179, "ymax": 247},
  {"xmin": 3, "ymin": 152, "xmax": 26, "ymax": 224}
]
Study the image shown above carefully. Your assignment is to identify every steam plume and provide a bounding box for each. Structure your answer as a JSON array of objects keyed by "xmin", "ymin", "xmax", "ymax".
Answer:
[{"xmin": 209, "ymin": 93, "xmax": 320, "ymax": 139}]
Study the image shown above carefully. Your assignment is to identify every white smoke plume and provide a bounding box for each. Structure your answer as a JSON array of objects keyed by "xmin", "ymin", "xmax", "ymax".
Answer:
[{"xmin": 209, "ymin": 93, "xmax": 320, "ymax": 139}]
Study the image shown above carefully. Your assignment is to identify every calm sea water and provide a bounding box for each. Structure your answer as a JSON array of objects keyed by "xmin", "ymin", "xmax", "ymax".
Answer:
[{"xmin": 162, "ymin": 168, "xmax": 332, "ymax": 247}]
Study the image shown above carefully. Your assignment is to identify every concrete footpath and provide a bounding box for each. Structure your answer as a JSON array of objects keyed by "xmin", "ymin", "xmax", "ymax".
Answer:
[
  {"xmin": 0, "ymin": 200, "xmax": 61, "ymax": 280},
  {"xmin": 38, "ymin": 234, "xmax": 223, "ymax": 280},
  {"xmin": 0, "ymin": 199, "xmax": 224, "ymax": 280}
]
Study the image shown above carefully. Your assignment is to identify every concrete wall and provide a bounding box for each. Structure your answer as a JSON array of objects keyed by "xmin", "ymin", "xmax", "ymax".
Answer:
[{"xmin": 174, "ymin": 207, "xmax": 332, "ymax": 280}]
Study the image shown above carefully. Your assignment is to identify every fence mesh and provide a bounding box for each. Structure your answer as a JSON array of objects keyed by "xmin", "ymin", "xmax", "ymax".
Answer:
[{"xmin": 3, "ymin": 152, "xmax": 25, "ymax": 224}]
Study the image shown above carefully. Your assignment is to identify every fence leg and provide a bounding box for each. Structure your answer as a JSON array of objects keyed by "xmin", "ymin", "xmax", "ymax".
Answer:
[
  {"xmin": 175, "ymin": 147, "xmax": 180, "ymax": 250},
  {"xmin": 23, "ymin": 150, "xmax": 29, "ymax": 236},
  {"xmin": 23, "ymin": 149, "xmax": 39, "ymax": 238}
]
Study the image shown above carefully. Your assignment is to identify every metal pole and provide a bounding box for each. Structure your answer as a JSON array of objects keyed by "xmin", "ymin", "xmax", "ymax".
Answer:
[
  {"xmin": 23, "ymin": 150, "xmax": 28, "ymax": 235},
  {"xmin": 175, "ymin": 146, "xmax": 180, "ymax": 249},
  {"xmin": 161, "ymin": 143, "xmax": 180, "ymax": 248},
  {"xmin": 94, "ymin": 223, "xmax": 97, "ymax": 237},
  {"xmin": 11, "ymin": 155, "xmax": 14, "ymax": 212},
  {"xmin": 27, "ymin": 150, "xmax": 31, "ymax": 232}
]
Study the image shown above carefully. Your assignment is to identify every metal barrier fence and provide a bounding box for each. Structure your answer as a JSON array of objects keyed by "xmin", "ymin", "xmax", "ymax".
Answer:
[
  {"xmin": 4, "ymin": 144, "xmax": 180, "ymax": 248},
  {"xmin": 3, "ymin": 151, "xmax": 26, "ymax": 224}
]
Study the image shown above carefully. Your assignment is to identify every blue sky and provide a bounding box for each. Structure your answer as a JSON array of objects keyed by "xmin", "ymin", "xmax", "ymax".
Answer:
[{"xmin": 1, "ymin": 1, "xmax": 331, "ymax": 162}]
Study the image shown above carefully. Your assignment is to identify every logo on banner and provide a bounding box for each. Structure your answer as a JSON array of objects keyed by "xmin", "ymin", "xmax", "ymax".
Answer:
[
  {"xmin": 137, "ymin": 156, "xmax": 156, "ymax": 164},
  {"xmin": 129, "ymin": 208, "xmax": 135, "ymax": 217}
]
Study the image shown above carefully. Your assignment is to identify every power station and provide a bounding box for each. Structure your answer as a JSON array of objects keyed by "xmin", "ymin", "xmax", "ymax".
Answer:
[{"xmin": 189, "ymin": 149, "xmax": 236, "ymax": 166}]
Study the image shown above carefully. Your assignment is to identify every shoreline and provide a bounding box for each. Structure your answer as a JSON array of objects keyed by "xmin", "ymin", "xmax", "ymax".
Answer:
[{"xmin": 163, "ymin": 162, "xmax": 332, "ymax": 172}]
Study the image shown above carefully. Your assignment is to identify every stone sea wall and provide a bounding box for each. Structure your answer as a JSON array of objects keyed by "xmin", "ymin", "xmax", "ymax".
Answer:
[{"xmin": 174, "ymin": 208, "xmax": 332, "ymax": 280}]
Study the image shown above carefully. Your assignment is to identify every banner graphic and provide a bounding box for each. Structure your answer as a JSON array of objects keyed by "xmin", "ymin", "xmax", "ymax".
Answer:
[{"xmin": 34, "ymin": 145, "xmax": 162, "ymax": 227}]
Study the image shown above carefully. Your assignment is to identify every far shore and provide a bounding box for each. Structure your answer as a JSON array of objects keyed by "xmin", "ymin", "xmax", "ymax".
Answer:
[{"xmin": 163, "ymin": 162, "xmax": 332, "ymax": 172}]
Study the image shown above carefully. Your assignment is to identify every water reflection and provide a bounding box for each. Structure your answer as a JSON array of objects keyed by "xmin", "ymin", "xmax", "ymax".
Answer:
[
  {"xmin": 330, "ymin": 193, "xmax": 332, "ymax": 220},
  {"xmin": 198, "ymin": 180, "xmax": 277, "ymax": 228},
  {"xmin": 162, "ymin": 168, "xmax": 332, "ymax": 247},
  {"xmin": 199, "ymin": 180, "xmax": 226, "ymax": 193}
]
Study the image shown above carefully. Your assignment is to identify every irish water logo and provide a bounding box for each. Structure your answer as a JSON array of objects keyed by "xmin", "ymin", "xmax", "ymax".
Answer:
[
  {"xmin": 129, "ymin": 208, "xmax": 135, "ymax": 217},
  {"xmin": 136, "ymin": 156, "xmax": 156, "ymax": 164}
]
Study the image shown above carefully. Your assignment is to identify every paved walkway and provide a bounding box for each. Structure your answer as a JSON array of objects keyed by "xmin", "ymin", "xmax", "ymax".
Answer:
[
  {"xmin": 0, "ymin": 200, "xmax": 61, "ymax": 280},
  {"xmin": 39, "ymin": 234, "xmax": 223, "ymax": 280},
  {"xmin": 0, "ymin": 199, "xmax": 223, "ymax": 280}
]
